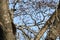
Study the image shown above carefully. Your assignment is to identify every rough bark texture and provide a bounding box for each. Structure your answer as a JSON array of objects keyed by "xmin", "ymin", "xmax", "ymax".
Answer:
[
  {"xmin": 45, "ymin": 9, "xmax": 60, "ymax": 40},
  {"xmin": 0, "ymin": 0, "xmax": 16, "ymax": 40}
]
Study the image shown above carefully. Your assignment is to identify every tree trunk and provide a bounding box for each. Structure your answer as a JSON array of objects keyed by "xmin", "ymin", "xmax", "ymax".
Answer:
[
  {"xmin": 0, "ymin": 0, "xmax": 16, "ymax": 40},
  {"xmin": 45, "ymin": 9, "xmax": 60, "ymax": 40}
]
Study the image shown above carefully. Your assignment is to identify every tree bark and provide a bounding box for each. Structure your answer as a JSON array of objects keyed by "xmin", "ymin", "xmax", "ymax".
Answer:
[
  {"xmin": 45, "ymin": 9, "xmax": 60, "ymax": 40},
  {"xmin": 0, "ymin": 0, "xmax": 16, "ymax": 40}
]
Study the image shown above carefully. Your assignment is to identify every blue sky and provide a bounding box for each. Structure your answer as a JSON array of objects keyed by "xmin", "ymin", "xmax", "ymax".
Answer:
[{"xmin": 9, "ymin": 0, "xmax": 59, "ymax": 40}]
